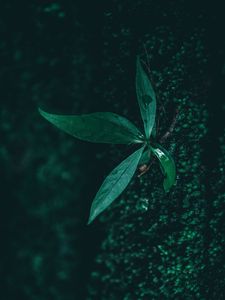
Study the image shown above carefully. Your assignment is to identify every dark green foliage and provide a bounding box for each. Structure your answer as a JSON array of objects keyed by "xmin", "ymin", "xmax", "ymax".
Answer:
[
  {"xmin": 136, "ymin": 56, "xmax": 157, "ymax": 138},
  {"xmin": 151, "ymin": 144, "xmax": 176, "ymax": 192},
  {"xmin": 139, "ymin": 148, "xmax": 151, "ymax": 165},
  {"xmin": 39, "ymin": 56, "xmax": 176, "ymax": 223},
  {"xmin": 88, "ymin": 146, "xmax": 144, "ymax": 224},
  {"xmin": 39, "ymin": 109, "xmax": 144, "ymax": 144}
]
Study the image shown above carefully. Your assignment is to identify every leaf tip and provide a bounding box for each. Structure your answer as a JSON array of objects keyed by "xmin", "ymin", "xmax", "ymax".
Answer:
[
  {"xmin": 163, "ymin": 179, "xmax": 175, "ymax": 193},
  {"xmin": 87, "ymin": 218, "xmax": 92, "ymax": 225},
  {"xmin": 163, "ymin": 185, "xmax": 170, "ymax": 193},
  {"xmin": 38, "ymin": 107, "xmax": 48, "ymax": 119},
  {"xmin": 87, "ymin": 206, "xmax": 98, "ymax": 225},
  {"xmin": 87, "ymin": 213, "xmax": 95, "ymax": 225}
]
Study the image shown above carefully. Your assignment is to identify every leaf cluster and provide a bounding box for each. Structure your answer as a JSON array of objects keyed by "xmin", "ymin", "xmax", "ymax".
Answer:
[{"xmin": 39, "ymin": 57, "xmax": 176, "ymax": 224}]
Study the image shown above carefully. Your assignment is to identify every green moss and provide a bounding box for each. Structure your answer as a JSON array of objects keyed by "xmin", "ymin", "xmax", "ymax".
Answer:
[{"xmin": 86, "ymin": 1, "xmax": 224, "ymax": 299}]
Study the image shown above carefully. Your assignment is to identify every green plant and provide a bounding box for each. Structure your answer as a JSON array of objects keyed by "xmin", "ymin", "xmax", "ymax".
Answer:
[{"xmin": 39, "ymin": 57, "xmax": 176, "ymax": 224}]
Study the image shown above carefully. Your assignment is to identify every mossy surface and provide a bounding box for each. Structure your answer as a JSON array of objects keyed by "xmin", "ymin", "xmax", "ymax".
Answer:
[{"xmin": 87, "ymin": 1, "xmax": 225, "ymax": 299}]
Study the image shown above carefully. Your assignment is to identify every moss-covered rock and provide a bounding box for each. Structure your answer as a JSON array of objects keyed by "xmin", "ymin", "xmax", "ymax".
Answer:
[{"xmin": 87, "ymin": 1, "xmax": 225, "ymax": 299}]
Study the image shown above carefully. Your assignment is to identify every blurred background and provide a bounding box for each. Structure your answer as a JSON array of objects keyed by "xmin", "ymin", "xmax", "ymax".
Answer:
[{"xmin": 0, "ymin": 1, "xmax": 106, "ymax": 299}]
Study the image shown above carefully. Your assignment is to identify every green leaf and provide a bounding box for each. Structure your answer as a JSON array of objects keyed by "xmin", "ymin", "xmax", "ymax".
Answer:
[
  {"xmin": 151, "ymin": 144, "xmax": 176, "ymax": 192},
  {"xmin": 88, "ymin": 146, "xmax": 145, "ymax": 224},
  {"xmin": 39, "ymin": 109, "xmax": 144, "ymax": 144},
  {"xmin": 136, "ymin": 56, "xmax": 156, "ymax": 139},
  {"xmin": 139, "ymin": 148, "xmax": 151, "ymax": 165}
]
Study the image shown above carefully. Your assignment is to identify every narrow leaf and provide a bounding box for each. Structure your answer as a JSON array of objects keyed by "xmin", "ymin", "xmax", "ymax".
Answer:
[
  {"xmin": 139, "ymin": 148, "xmax": 151, "ymax": 165},
  {"xmin": 88, "ymin": 146, "xmax": 145, "ymax": 224},
  {"xmin": 151, "ymin": 144, "xmax": 176, "ymax": 192},
  {"xmin": 39, "ymin": 109, "xmax": 144, "ymax": 144},
  {"xmin": 136, "ymin": 56, "xmax": 156, "ymax": 139}
]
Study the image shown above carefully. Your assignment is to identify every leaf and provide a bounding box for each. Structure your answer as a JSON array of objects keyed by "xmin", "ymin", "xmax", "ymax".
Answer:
[
  {"xmin": 39, "ymin": 109, "xmax": 144, "ymax": 144},
  {"xmin": 136, "ymin": 56, "xmax": 157, "ymax": 139},
  {"xmin": 151, "ymin": 144, "xmax": 176, "ymax": 192},
  {"xmin": 88, "ymin": 146, "xmax": 145, "ymax": 224},
  {"xmin": 139, "ymin": 148, "xmax": 151, "ymax": 165}
]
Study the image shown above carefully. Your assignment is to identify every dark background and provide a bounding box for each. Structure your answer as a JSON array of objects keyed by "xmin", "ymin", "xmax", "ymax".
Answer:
[{"xmin": 0, "ymin": 1, "xmax": 225, "ymax": 299}]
